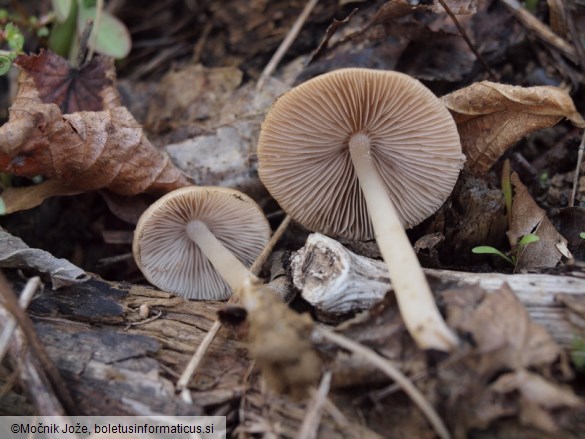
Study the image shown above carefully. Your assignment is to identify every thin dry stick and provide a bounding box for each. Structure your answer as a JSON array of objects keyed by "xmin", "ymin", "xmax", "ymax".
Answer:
[
  {"xmin": 315, "ymin": 325, "xmax": 451, "ymax": 439},
  {"xmin": 500, "ymin": 0, "xmax": 578, "ymax": 62},
  {"xmin": 437, "ymin": 0, "xmax": 495, "ymax": 78},
  {"xmin": 256, "ymin": 0, "xmax": 319, "ymax": 91},
  {"xmin": 570, "ymin": 131, "xmax": 585, "ymax": 207},
  {"xmin": 87, "ymin": 0, "xmax": 104, "ymax": 61},
  {"xmin": 176, "ymin": 215, "xmax": 292, "ymax": 395},
  {"xmin": 0, "ymin": 276, "xmax": 40, "ymax": 364},
  {"xmin": 296, "ymin": 370, "xmax": 333, "ymax": 439}
]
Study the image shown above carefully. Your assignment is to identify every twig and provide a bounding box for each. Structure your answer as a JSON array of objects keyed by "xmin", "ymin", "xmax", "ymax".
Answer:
[
  {"xmin": 0, "ymin": 276, "xmax": 40, "ymax": 364},
  {"xmin": 500, "ymin": 0, "xmax": 578, "ymax": 62},
  {"xmin": 176, "ymin": 216, "xmax": 292, "ymax": 396},
  {"xmin": 87, "ymin": 0, "xmax": 104, "ymax": 61},
  {"xmin": 124, "ymin": 309, "xmax": 163, "ymax": 330},
  {"xmin": 314, "ymin": 325, "xmax": 451, "ymax": 439},
  {"xmin": 256, "ymin": 0, "xmax": 319, "ymax": 91},
  {"xmin": 570, "ymin": 131, "xmax": 585, "ymax": 207},
  {"xmin": 296, "ymin": 370, "xmax": 332, "ymax": 439},
  {"xmin": 437, "ymin": 0, "xmax": 495, "ymax": 78}
]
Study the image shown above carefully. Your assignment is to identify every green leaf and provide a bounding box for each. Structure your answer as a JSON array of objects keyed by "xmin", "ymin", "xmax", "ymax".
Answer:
[
  {"xmin": 81, "ymin": 0, "xmax": 97, "ymax": 8},
  {"xmin": 52, "ymin": 0, "xmax": 73, "ymax": 22},
  {"xmin": 5, "ymin": 23, "xmax": 24, "ymax": 52},
  {"xmin": 580, "ymin": 232, "xmax": 585, "ymax": 239},
  {"xmin": 48, "ymin": 0, "xmax": 77, "ymax": 57},
  {"xmin": 571, "ymin": 337, "xmax": 585, "ymax": 370},
  {"xmin": 0, "ymin": 9, "xmax": 9, "ymax": 21},
  {"xmin": 518, "ymin": 233, "xmax": 540, "ymax": 248},
  {"xmin": 37, "ymin": 26, "xmax": 50, "ymax": 38},
  {"xmin": 472, "ymin": 246, "xmax": 514, "ymax": 265},
  {"xmin": 0, "ymin": 55, "xmax": 12, "ymax": 75},
  {"xmin": 77, "ymin": 7, "xmax": 131, "ymax": 59}
]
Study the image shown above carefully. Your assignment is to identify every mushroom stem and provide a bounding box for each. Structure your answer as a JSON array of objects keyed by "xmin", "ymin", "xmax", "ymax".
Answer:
[
  {"xmin": 186, "ymin": 220, "xmax": 258, "ymax": 292},
  {"xmin": 348, "ymin": 133, "xmax": 458, "ymax": 351}
]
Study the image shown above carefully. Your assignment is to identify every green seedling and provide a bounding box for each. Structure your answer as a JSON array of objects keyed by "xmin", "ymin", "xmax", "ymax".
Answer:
[
  {"xmin": 49, "ymin": 0, "xmax": 131, "ymax": 60},
  {"xmin": 570, "ymin": 337, "xmax": 585, "ymax": 371},
  {"xmin": 472, "ymin": 233, "xmax": 540, "ymax": 266},
  {"xmin": 580, "ymin": 232, "xmax": 585, "ymax": 239}
]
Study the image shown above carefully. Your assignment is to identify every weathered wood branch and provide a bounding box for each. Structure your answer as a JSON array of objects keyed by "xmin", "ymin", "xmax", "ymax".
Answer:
[{"xmin": 291, "ymin": 233, "xmax": 585, "ymax": 347}]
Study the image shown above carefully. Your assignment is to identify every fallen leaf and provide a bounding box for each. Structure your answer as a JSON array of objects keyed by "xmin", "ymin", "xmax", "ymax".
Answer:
[
  {"xmin": 508, "ymin": 173, "xmax": 568, "ymax": 271},
  {"xmin": 145, "ymin": 64, "xmax": 243, "ymax": 133},
  {"xmin": 490, "ymin": 370, "xmax": 582, "ymax": 433},
  {"xmin": 15, "ymin": 50, "xmax": 114, "ymax": 114},
  {"xmin": 0, "ymin": 226, "xmax": 89, "ymax": 288},
  {"xmin": 166, "ymin": 77, "xmax": 290, "ymax": 189},
  {"xmin": 551, "ymin": 207, "xmax": 585, "ymax": 260},
  {"xmin": 449, "ymin": 284, "xmax": 563, "ymax": 373},
  {"xmin": 441, "ymin": 81, "xmax": 585, "ymax": 174},
  {"xmin": 439, "ymin": 283, "xmax": 578, "ymax": 435},
  {"xmin": 0, "ymin": 179, "xmax": 82, "ymax": 215},
  {"xmin": 0, "ymin": 51, "xmax": 190, "ymax": 205}
]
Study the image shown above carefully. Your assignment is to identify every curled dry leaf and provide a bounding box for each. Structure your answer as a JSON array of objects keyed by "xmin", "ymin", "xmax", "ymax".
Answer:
[
  {"xmin": 441, "ymin": 81, "xmax": 585, "ymax": 174},
  {"xmin": 0, "ymin": 180, "xmax": 82, "ymax": 215},
  {"xmin": 440, "ymin": 284, "xmax": 579, "ymax": 435},
  {"xmin": 0, "ymin": 51, "xmax": 189, "ymax": 209},
  {"xmin": 0, "ymin": 226, "xmax": 89, "ymax": 288},
  {"xmin": 508, "ymin": 173, "xmax": 568, "ymax": 271}
]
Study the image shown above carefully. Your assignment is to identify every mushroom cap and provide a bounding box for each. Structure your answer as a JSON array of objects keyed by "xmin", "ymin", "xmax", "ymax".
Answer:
[
  {"xmin": 133, "ymin": 186, "xmax": 270, "ymax": 300},
  {"xmin": 258, "ymin": 68, "xmax": 465, "ymax": 240}
]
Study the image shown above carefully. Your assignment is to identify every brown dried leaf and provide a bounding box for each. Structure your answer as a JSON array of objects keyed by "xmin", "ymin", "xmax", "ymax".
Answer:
[
  {"xmin": 441, "ymin": 81, "xmax": 585, "ymax": 174},
  {"xmin": 490, "ymin": 370, "xmax": 582, "ymax": 433},
  {"xmin": 429, "ymin": 0, "xmax": 478, "ymax": 15},
  {"xmin": 508, "ymin": 173, "xmax": 568, "ymax": 270},
  {"xmin": 0, "ymin": 52, "xmax": 189, "ymax": 204},
  {"xmin": 0, "ymin": 180, "xmax": 82, "ymax": 215},
  {"xmin": 440, "ymin": 284, "xmax": 577, "ymax": 435},
  {"xmin": 145, "ymin": 64, "xmax": 243, "ymax": 133},
  {"xmin": 15, "ymin": 50, "xmax": 116, "ymax": 114},
  {"xmin": 448, "ymin": 284, "xmax": 563, "ymax": 373}
]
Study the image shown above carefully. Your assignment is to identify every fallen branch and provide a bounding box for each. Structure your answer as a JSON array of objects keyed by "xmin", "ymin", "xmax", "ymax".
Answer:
[{"xmin": 292, "ymin": 233, "xmax": 585, "ymax": 347}]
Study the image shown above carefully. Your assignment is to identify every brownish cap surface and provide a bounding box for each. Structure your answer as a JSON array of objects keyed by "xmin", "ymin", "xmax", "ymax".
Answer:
[
  {"xmin": 258, "ymin": 68, "xmax": 465, "ymax": 240},
  {"xmin": 133, "ymin": 186, "xmax": 270, "ymax": 300}
]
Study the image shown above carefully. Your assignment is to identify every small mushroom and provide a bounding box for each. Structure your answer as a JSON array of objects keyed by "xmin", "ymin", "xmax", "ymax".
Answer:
[
  {"xmin": 258, "ymin": 68, "xmax": 465, "ymax": 351},
  {"xmin": 133, "ymin": 186, "xmax": 270, "ymax": 299}
]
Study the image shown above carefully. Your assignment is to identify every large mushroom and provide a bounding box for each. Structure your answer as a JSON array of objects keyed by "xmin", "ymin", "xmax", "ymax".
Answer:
[
  {"xmin": 258, "ymin": 68, "xmax": 465, "ymax": 351},
  {"xmin": 133, "ymin": 186, "xmax": 270, "ymax": 300}
]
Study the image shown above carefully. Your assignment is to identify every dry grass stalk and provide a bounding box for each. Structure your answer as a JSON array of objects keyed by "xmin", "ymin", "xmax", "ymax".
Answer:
[{"xmin": 314, "ymin": 325, "xmax": 451, "ymax": 439}]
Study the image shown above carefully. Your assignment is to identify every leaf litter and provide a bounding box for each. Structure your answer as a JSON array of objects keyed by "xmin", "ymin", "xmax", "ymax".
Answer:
[{"xmin": 1, "ymin": 0, "xmax": 585, "ymax": 437}]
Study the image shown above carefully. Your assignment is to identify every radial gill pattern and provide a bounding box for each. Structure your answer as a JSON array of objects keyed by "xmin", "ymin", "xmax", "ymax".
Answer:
[
  {"xmin": 257, "ymin": 68, "xmax": 465, "ymax": 240},
  {"xmin": 133, "ymin": 187, "xmax": 270, "ymax": 300}
]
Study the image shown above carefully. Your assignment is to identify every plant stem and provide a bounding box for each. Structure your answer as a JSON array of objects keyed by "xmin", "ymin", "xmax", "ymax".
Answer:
[
  {"xmin": 348, "ymin": 133, "xmax": 458, "ymax": 351},
  {"xmin": 186, "ymin": 220, "xmax": 257, "ymax": 292}
]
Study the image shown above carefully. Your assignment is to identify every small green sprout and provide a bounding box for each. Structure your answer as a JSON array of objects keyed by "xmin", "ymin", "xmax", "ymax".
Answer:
[
  {"xmin": 472, "ymin": 233, "xmax": 540, "ymax": 266},
  {"xmin": 580, "ymin": 232, "xmax": 585, "ymax": 239},
  {"xmin": 570, "ymin": 337, "xmax": 585, "ymax": 370},
  {"xmin": 49, "ymin": 0, "xmax": 131, "ymax": 60}
]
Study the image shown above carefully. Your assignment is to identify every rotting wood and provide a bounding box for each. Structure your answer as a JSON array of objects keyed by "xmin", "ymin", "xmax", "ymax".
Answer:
[
  {"xmin": 0, "ymin": 271, "xmax": 394, "ymax": 438},
  {"xmin": 291, "ymin": 233, "xmax": 585, "ymax": 348}
]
